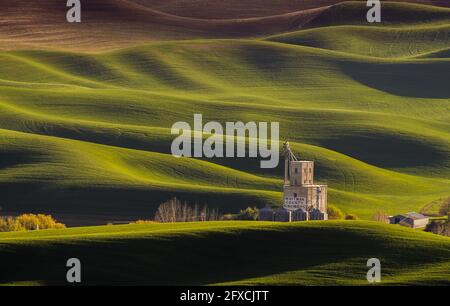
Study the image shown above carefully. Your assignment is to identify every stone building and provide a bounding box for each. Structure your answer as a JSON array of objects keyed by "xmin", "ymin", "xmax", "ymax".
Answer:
[
  {"xmin": 259, "ymin": 141, "xmax": 328, "ymax": 222},
  {"xmin": 282, "ymin": 141, "xmax": 327, "ymax": 220}
]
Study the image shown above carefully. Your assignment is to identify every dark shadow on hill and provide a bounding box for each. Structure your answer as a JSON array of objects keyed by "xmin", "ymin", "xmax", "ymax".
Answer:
[
  {"xmin": 318, "ymin": 131, "xmax": 449, "ymax": 169},
  {"xmin": 0, "ymin": 151, "xmax": 42, "ymax": 170},
  {"xmin": 419, "ymin": 48, "xmax": 450, "ymax": 59},
  {"xmin": 0, "ymin": 182, "xmax": 277, "ymax": 223},
  {"xmin": 339, "ymin": 59, "xmax": 450, "ymax": 99},
  {"xmin": 0, "ymin": 224, "xmax": 449, "ymax": 285}
]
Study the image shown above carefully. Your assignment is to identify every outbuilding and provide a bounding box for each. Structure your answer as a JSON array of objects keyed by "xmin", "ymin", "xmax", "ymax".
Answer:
[
  {"xmin": 389, "ymin": 212, "xmax": 429, "ymax": 229},
  {"xmin": 274, "ymin": 209, "xmax": 292, "ymax": 222},
  {"xmin": 259, "ymin": 207, "xmax": 275, "ymax": 221}
]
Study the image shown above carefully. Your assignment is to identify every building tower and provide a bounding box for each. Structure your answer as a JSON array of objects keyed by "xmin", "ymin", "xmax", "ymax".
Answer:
[{"xmin": 282, "ymin": 141, "xmax": 328, "ymax": 220}]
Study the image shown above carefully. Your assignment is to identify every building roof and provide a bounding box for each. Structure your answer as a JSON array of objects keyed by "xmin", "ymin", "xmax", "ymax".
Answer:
[
  {"xmin": 285, "ymin": 184, "xmax": 327, "ymax": 188},
  {"xmin": 405, "ymin": 212, "xmax": 428, "ymax": 220},
  {"xmin": 390, "ymin": 212, "xmax": 428, "ymax": 221},
  {"xmin": 260, "ymin": 207, "xmax": 274, "ymax": 212}
]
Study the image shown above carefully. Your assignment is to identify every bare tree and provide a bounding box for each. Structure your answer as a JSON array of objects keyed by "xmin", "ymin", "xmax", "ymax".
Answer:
[
  {"xmin": 154, "ymin": 198, "xmax": 220, "ymax": 223},
  {"xmin": 438, "ymin": 197, "xmax": 450, "ymax": 216},
  {"xmin": 372, "ymin": 211, "xmax": 389, "ymax": 223}
]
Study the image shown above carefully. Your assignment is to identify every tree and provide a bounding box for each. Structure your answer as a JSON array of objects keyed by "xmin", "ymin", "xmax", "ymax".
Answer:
[
  {"xmin": 0, "ymin": 214, "xmax": 65, "ymax": 232},
  {"xmin": 372, "ymin": 211, "xmax": 389, "ymax": 223},
  {"xmin": 154, "ymin": 198, "xmax": 219, "ymax": 223},
  {"xmin": 438, "ymin": 197, "xmax": 450, "ymax": 216}
]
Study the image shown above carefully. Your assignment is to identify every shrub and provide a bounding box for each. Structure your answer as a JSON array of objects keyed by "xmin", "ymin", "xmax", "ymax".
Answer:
[
  {"xmin": 15, "ymin": 214, "xmax": 41, "ymax": 230},
  {"xmin": 132, "ymin": 220, "xmax": 156, "ymax": 224},
  {"xmin": 36, "ymin": 214, "xmax": 65, "ymax": 229},
  {"xmin": 425, "ymin": 220, "xmax": 449, "ymax": 236},
  {"xmin": 327, "ymin": 205, "xmax": 344, "ymax": 219},
  {"xmin": 237, "ymin": 207, "xmax": 259, "ymax": 220},
  {"xmin": 0, "ymin": 214, "xmax": 65, "ymax": 232},
  {"xmin": 0, "ymin": 217, "xmax": 25, "ymax": 232},
  {"xmin": 345, "ymin": 214, "xmax": 359, "ymax": 220}
]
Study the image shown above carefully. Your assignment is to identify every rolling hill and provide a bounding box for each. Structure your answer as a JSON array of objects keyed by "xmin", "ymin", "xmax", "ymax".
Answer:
[
  {"xmin": 1, "ymin": 38, "xmax": 449, "ymax": 220},
  {"xmin": 267, "ymin": 24, "xmax": 450, "ymax": 58},
  {"xmin": 0, "ymin": 0, "xmax": 449, "ymax": 287},
  {"xmin": 1, "ymin": 1, "xmax": 449, "ymax": 51},
  {"xmin": 0, "ymin": 221, "xmax": 448, "ymax": 285},
  {"xmin": 140, "ymin": 0, "xmax": 450, "ymax": 19},
  {"xmin": 0, "ymin": 1, "xmax": 449, "ymax": 222},
  {"xmin": 0, "ymin": 0, "xmax": 327, "ymax": 51}
]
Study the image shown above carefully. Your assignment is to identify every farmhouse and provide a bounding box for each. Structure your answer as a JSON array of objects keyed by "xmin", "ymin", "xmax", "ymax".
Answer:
[
  {"xmin": 389, "ymin": 212, "xmax": 429, "ymax": 229},
  {"xmin": 259, "ymin": 141, "xmax": 328, "ymax": 222}
]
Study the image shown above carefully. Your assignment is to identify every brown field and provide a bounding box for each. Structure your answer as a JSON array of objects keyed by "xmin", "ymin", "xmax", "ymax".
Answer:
[
  {"xmin": 1, "ymin": 0, "xmax": 449, "ymax": 51},
  {"xmin": 135, "ymin": 0, "xmax": 450, "ymax": 18}
]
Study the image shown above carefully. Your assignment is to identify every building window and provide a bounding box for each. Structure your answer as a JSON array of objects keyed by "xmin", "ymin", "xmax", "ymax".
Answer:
[
  {"xmin": 294, "ymin": 179, "xmax": 297, "ymax": 185},
  {"xmin": 294, "ymin": 168, "xmax": 298, "ymax": 174},
  {"xmin": 294, "ymin": 193, "xmax": 297, "ymax": 198}
]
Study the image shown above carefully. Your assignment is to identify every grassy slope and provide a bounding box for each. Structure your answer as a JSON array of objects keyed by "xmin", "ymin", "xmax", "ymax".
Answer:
[
  {"xmin": 267, "ymin": 24, "xmax": 450, "ymax": 58},
  {"xmin": 1, "ymin": 38, "xmax": 449, "ymax": 219},
  {"xmin": 266, "ymin": 2, "xmax": 450, "ymax": 58},
  {"xmin": 0, "ymin": 221, "xmax": 448, "ymax": 285},
  {"xmin": 0, "ymin": 1, "xmax": 449, "ymax": 219}
]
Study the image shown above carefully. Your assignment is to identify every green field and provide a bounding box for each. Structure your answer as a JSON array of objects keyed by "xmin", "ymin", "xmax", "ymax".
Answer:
[
  {"xmin": 0, "ymin": 221, "xmax": 448, "ymax": 285},
  {"xmin": 1, "ymin": 0, "xmax": 450, "ymax": 286},
  {"xmin": 1, "ymin": 3, "xmax": 450, "ymax": 220}
]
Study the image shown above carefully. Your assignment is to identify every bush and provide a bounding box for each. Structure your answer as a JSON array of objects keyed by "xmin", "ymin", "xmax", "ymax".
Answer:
[
  {"xmin": 237, "ymin": 207, "xmax": 259, "ymax": 220},
  {"xmin": 345, "ymin": 214, "xmax": 359, "ymax": 220},
  {"xmin": 0, "ymin": 214, "xmax": 65, "ymax": 232},
  {"xmin": 0, "ymin": 217, "xmax": 25, "ymax": 232},
  {"xmin": 132, "ymin": 220, "xmax": 156, "ymax": 224},
  {"xmin": 327, "ymin": 205, "xmax": 344, "ymax": 219},
  {"xmin": 425, "ymin": 220, "xmax": 449, "ymax": 236}
]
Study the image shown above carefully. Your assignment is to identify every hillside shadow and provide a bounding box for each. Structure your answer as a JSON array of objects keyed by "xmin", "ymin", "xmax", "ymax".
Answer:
[
  {"xmin": 317, "ymin": 132, "xmax": 448, "ymax": 169},
  {"xmin": 339, "ymin": 59, "xmax": 450, "ymax": 99},
  {"xmin": 0, "ymin": 225, "xmax": 448, "ymax": 285},
  {"xmin": 0, "ymin": 182, "xmax": 275, "ymax": 219},
  {"xmin": 0, "ymin": 151, "xmax": 43, "ymax": 170}
]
